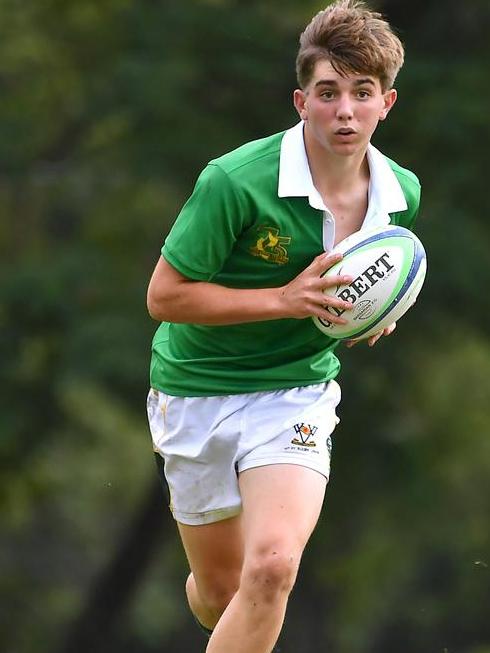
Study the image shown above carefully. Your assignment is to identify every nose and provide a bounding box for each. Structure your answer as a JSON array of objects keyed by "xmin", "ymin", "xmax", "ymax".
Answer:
[{"xmin": 336, "ymin": 94, "xmax": 354, "ymax": 120}]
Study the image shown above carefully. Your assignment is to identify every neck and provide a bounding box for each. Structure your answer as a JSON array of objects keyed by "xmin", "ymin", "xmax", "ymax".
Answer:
[{"xmin": 303, "ymin": 127, "xmax": 370, "ymax": 199}]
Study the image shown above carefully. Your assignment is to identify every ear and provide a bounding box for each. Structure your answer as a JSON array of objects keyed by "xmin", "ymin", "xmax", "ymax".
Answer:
[
  {"xmin": 293, "ymin": 89, "xmax": 308, "ymax": 121},
  {"xmin": 379, "ymin": 88, "xmax": 397, "ymax": 121}
]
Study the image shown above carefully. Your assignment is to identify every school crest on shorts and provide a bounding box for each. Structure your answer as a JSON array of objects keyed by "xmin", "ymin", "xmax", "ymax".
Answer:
[
  {"xmin": 249, "ymin": 225, "xmax": 291, "ymax": 264},
  {"xmin": 291, "ymin": 423, "xmax": 318, "ymax": 447},
  {"xmin": 326, "ymin": 435, "xmax": 332, "ymax": 456}
]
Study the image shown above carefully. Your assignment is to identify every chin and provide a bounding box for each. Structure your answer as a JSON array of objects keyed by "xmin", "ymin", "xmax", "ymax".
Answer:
[{"xmin": 331, "ymin": 143, "xmax": 361, "ymax": 157}]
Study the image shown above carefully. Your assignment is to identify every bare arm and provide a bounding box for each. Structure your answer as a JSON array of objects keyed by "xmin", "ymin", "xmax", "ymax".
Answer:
[{"xmin": 147, "ymin": 252, "xmax": 353, "ymax": 326}]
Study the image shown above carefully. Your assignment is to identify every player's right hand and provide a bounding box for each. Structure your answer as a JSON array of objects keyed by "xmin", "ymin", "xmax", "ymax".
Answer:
[{"xmin": 278, "ymin": 252, "xmax": 353, "ymax": 323}]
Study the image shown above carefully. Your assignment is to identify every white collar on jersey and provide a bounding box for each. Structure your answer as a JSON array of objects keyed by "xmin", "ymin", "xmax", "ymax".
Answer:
[{"xmin": 277, "ymin": 121, "xmax": 408, "ymax": 226}]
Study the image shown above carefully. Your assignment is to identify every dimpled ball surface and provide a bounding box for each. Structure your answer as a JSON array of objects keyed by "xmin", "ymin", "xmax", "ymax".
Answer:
[{"xmin": 312, "ymin": 225, "xmax": 427, "ymax": 340}]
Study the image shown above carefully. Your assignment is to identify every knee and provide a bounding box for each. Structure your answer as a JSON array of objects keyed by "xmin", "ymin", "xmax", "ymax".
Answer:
[
  {"xmin": 202, "ymin": 583, "xmax": 238, "ymax": 617},
  {"xmin": 241, "ymin": 549, "xmax": 300, "ymax": 603},
  {"xmin": 187, "ymin": 572, "xmax": 239, "ymax": 618}
]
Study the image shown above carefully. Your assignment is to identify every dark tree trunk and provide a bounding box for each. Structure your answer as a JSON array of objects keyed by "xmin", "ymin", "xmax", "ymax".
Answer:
[{"xmin": 58, "ymin": 479, "xmax": 170, "ymax": 653}]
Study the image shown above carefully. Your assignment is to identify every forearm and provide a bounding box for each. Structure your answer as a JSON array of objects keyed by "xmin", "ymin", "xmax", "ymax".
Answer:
[
  {"xmin": 147, "ymin": 280, "xmax": 286, "ymax": 325},
  {"xmin": 147, "ymin": 252, "xmax": 352, "ymax": 327}
]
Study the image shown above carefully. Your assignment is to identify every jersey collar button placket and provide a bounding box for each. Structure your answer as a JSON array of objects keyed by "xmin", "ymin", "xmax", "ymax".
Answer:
[{"xmin": 322, "ymin": 210, "xmax": 335, "ymax": 252}]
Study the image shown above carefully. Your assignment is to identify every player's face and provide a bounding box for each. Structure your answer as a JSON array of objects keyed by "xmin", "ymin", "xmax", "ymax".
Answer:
[{"xmin": 294, "ymin": 60, "xmax": 397, "ymax": 157}]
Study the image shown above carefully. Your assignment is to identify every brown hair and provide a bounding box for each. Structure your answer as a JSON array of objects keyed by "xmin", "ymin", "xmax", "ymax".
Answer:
[{"xmin": 296, "ymin": 0, "xmax": 404, "ymax": 92}]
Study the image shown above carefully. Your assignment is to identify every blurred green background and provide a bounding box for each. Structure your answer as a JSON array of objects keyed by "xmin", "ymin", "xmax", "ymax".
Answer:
[{"xmin": 1, "ymin": 1, "xmax": 490, "ymax": 652}]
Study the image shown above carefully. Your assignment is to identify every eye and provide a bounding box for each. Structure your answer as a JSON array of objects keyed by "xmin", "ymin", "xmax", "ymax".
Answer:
[
  {"xmin": 357, "ymin": 89, "xmax": 371, "ymax": 99},
  {"xmin": 320, "ymin": 90, "xmax": 335, "ymax": 100}
]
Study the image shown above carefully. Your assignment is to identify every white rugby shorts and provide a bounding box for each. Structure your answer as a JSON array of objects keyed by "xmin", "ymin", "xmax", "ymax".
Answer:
[{"xmin": 146, "ymin": 381, "xmax": 341, "ymax": 526}]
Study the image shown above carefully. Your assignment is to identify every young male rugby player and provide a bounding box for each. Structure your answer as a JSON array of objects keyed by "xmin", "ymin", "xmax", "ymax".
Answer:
[{"xmin": 146, "ymin": 1, "xmax": 421, "ymax": 651}]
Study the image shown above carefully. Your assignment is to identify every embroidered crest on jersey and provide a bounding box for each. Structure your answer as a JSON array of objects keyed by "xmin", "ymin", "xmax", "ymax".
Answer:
[
  {"xmin": 291, "ymin": 423, "xmax": 318, "ymax": 447},
  {"xmin": 249, "ymin": 225, "xmax": 291, "ymax": 264}
]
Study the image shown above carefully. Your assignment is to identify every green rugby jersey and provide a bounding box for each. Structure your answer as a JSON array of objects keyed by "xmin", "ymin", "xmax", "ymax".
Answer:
[{"xmin": 150, "ymin": 123, "xmax": 421, "ymax": 396}]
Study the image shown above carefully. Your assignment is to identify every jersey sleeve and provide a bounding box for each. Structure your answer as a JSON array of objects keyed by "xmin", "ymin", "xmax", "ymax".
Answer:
[
  {"xmin": 162, "ymin": 163, "xmax": 249, "ymax": 281},
  {"xmin": 404, "ymin": 177, "xmax": 421, "ymax": 230},
  {"xmin": 390, "ymin": 169, "xmax": 422, "ymax": 230}
]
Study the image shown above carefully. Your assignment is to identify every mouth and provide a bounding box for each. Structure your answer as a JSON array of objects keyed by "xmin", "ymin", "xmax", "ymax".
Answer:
[{"xmin": 335, "ymin": 127, "xmax": 357, "ymax": 135}]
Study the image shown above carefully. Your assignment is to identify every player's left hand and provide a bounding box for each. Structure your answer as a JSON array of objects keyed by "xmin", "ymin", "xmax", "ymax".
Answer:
[{"xmin": 345, "ymin": 322, "xmax": 397, "ymax": 348}]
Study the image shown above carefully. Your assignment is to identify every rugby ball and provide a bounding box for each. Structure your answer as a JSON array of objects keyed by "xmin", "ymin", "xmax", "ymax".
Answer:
[{"xmin": 312, "ymin": 225, "xmax": 427, "ymax": 340}]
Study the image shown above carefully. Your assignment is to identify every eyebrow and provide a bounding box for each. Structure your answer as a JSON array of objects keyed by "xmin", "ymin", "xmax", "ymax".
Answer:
[{"xmin": 314, "ymin": 78, "xmax": 376, "ymax": 88}]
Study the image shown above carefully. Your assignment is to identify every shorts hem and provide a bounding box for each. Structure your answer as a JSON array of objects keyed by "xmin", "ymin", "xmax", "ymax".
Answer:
[
  {"xmin": 172, "ymin": 504, "xmax": 242, "ymax": 526},
  {"xmin": 238, "ymin": 457, "xmax": 330, "ymax": 479}
]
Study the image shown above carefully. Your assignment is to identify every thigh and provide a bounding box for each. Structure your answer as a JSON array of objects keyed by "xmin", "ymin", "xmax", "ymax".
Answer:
[
  {"xmin": 239, "ymin": 464, "xmax": 327, "ymax": 558},
  {"xmin": 177, "ymin": 515, "xmax": 245, "ymax": 592}
]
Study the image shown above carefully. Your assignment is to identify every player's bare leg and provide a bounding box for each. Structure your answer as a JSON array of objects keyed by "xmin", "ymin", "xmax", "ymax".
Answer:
[
  {"xmin": 206, "ymin": 464, "xmax": 327, "ymax": 653},
  {"xmin": 177, "ymin": 514, "xmax": 244, "ymax": 630}
]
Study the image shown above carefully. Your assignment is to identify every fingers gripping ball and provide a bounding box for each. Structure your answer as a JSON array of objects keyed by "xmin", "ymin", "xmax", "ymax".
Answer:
[{"xmin": 312, "ymin": 226, "xmax": 427, "ymax": 340}]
